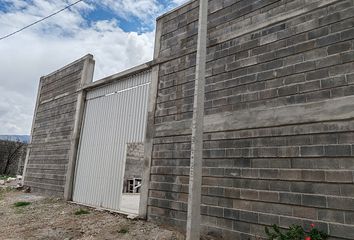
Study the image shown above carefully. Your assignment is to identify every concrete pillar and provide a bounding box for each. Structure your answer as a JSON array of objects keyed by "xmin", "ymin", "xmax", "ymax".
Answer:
[
  {"xmin": 64, "ymin": 55, "xmax": 95, "ymax": 200},
  {"xmin": 186, "ymin": 0, "xmax": 208, "ymax": 240},
  {"xmin": 139, "ymin": 17, "xmax": 163, "ymax": 218}
]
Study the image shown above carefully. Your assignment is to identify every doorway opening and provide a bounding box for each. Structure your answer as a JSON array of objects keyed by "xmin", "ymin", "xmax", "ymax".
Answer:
[{"xmin": 120, "ymin": 143, "xmax": 144, "ymax": 214}]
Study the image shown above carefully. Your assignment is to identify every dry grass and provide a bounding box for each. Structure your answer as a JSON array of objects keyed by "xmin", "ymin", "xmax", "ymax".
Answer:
[{"xmin": 0, "ymin": 190, "xmax": 185, "ymax": 240}]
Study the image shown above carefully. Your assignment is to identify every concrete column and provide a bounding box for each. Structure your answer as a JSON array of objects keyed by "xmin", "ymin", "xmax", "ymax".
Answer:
[
  {"xmin": 64, "ymin": 55, "xmax": 95, "ymax": 201},
  {"xmin": 139, "ymin": 17, "xmax": 163, "ymax": 218},
  {"xmin": 186, "ymin": 0, "xmax": 208, "ymax": 240}
]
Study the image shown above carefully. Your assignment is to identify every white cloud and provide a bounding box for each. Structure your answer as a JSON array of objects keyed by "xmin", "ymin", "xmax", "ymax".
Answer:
[
  {"xmin": 95, "ymin": 0, "xmax": 190, "ymax": 26},
  {"xmin": 172, "ymin": 0, "xmax": 190, "ymax": 5},
  {"xmin": 0, "ymin": 0, "xmax": 189, "ymax": 135},
  {"xmin": 0, "ymin": 0, "xmax": 156, "ymax": 135},
  {"xmin": 0, "ymin": 86, "xmax": 32, "ymax": 134},
  {"xmin": 99, "ymin": 0, "xmax": 163, "ymax": 25}
]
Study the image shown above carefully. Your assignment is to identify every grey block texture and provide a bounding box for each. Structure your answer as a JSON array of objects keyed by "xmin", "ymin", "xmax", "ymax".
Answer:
[
  {"xmin": 147, "ymin": 0, "xmax": 354, "ymax": 239},
  {"xmin": 123, "ymin": 142, "xmax": 144, "ymax": 192},
  {"xmin": 24, "ymin": 55, "xmax": 94, "ymax": 197}
]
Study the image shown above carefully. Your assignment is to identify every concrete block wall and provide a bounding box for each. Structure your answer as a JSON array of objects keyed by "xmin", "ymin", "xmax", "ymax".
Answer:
[
  {"xmin": 147, "ymin": 1, "xmax": 198, "ymax": 229},
  {"xmin": 148, "ymin": 0, "xmax": 354, "ymax": 239},
  {"xmin": 123, "ymin": 142, "xmax": 144, "ymax": 192},
  {"xmin": 24, "ymin": 55, "xmax": 94, "ymax": 197}
]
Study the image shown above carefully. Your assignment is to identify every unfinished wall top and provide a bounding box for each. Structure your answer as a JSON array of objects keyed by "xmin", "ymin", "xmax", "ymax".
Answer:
[{"xmin": 24, "ymin": 55, "xmax": 94, "ymax": 197}]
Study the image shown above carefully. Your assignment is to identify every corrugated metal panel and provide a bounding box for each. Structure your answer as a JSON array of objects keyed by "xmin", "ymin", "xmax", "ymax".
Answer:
[
  {"xmin": 86, "ymin": 71, "xmax": 150, "ymax": 100},
  {"xmin": 72, "ymin": 69, "xmax": 151, "ymax": 211}
]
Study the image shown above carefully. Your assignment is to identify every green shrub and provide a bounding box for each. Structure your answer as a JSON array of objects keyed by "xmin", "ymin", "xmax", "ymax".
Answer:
[
  {"xmin": 74, "ymin": 208, "xmax": 90, "ymax": 215},
  {"xmin": 13, "ymin": 201, "xmax": 31, "ymax": 207},
  {"xmin": 0, "ymin": 175, "xmax": 13, "ymax": 180},
  {"xmin": 118, "ymin": 228, "xmax": 129, "ymax": 234},
  {"xmin": 265, "ymin": 224, "xmax": 328, "ymax": 240}
]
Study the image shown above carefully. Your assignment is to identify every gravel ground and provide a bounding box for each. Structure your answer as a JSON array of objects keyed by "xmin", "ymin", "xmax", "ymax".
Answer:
[{"xmin": 0, "ymin": 189, "xmax": 185, "ymax": 240}]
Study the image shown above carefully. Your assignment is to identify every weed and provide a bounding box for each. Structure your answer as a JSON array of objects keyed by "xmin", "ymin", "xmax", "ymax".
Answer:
[
  {"xmin": 14, "ymin": 201, "xmax": 31, "ymax": 207},
  {"xmin": 15, "ymin": 208, "xmax": 25, "ymax": 214},
  {"xmin": 74, "ymin": 208, "xmax": 90, "ymax": 215},
  {"xmin": 0, "ymin": 175, "xmax": 15, "ymax": 180},
  {"xmin": 118, "ymin": 228, "xmax": 129, "ymax": 234},
  {"xmin": 265, "ymin": 224, "xmax": 328, "ymax": 240},
  {"xmin": 0, "ymin": 187, "xmax": 12, "ymax": 200},
  {"xmin": 0, "ymin": 191, "xmax": 4, "ymax": 201}
]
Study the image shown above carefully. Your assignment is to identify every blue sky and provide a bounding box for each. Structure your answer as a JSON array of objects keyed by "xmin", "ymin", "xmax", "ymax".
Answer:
[
  {"xmin": 0, "ymin": 0, "xmax": 185, "ymax": 32},
  {"xmin": 0, "ymin": 0, "xmax": 188, "ymax": 135},
  {"xmin": 86, "ymin": 6, "xmax": 147, "ymax": 33},
  {"xmin": 86, "ymin": 0, "xmax": 174, "ymax": 32}
]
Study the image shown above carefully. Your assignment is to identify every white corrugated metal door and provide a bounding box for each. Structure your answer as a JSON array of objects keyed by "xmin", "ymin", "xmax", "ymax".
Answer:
[{"xmin": 72, "ymin": 70, "xmax": 151, "ymax": 211}]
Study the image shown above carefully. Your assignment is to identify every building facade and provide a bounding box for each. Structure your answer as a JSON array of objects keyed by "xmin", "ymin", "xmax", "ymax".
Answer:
[{"xmin": 24, "ymin": 0, "xmax": 354, "ymax": 239}]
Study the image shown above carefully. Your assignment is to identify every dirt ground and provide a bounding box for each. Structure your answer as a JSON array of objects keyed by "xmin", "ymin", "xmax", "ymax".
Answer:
[{"xmin": 0, "ymin": 189, "xmax": 185, "ymax": 240}]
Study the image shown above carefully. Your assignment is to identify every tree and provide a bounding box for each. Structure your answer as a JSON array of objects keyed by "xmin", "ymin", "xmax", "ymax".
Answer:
[{"xmin": 0, "ymin": 139, "xmax": 26, "ymax": 176}]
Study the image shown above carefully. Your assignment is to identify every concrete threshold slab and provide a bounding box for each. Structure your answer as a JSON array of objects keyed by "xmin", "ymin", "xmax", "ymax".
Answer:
[{"xmin": 68, "ymin": 200, "xmax": 139, "ymax": 219}]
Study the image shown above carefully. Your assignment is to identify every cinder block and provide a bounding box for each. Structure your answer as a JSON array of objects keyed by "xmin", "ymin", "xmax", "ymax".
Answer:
[
  {"xmin": 259, "ymin": 213, "xmax": 280, "ymax": 225},
  {"xmin": 327, "ymin": 197, "xmax": 354, "ymax": 211},
  {"xmin": 299, "ymin": 80, "xmax": 320, "ymax": 93},
  {"xmin": 302, "ymin": 170, "xmax": 326, "ymax": 182},
  {"xmin": 293, "ymin": 206, "xmax": 317, "ymax": 219},
  {"xmin": 308, "ymin": 26, "xmax": 329, "ymax": 40},
  {"xmin": 224, "ymin": 208, "xmax": 240, "ymax": 220},
  {"xmin": 324, "ymin": 145, "xmax": 351, "ymax": 156},
  {"xmin": 315, "ymin": 55, "xmax": 341, "ymax": 68},
  {"xmin": 279, "ymin": 192, "xmax": 301, "ymax": 205},
  {"xmin": 306, "ymin": 68, "xmax": 329, "ymax": 80},
  {"xmin": 321, "ymin": 76, "xmax": 347, "ymax": 89},
  {"xmin": 327, "ymin": 41, "xmax": 352, "ymax": 55},
  {"xmin": 217, "ymin": 217, "xmax": 233, "ymax": 229},
  {"xmin": 342, "ymin": 50, "xmax": 354, "ymax": 63},
  {"xmin": 300, "ymin": 146, "xmax": 324, "ymax": 156},
  {"xmin": 279, "ymin": 216, "xmax": 303, "ymax": 228},
  {"xmin": 294, "ymin": 61, "xmax": 316, "ymax": 73},
  {"xmin": 233, "ymin": 221, "xmax": 251, "ymax": 233},
  {"xmin": 316, "ymin": 33, "xmax": 341, "ymax": 47},
  {"xmin": 341, "ymin": 28, "xmax": 354, "ymax": 41},
  {"xmin": 240, "ymin": 189, "xmax": 259, "ymax": 200},
  {"xmin": 208, "ymin": 206, "xmax": 224, "ymax": 218},
  {"xmin": 329, "ymin": 223, "xmax": 354, "ymax": 239},
  {"xmin": 302, "ymin": 194, "xmax": 327, "ymax": 207},
  {"xmin": 345, "ymin": 212, "xmax": 354, "ymax": 224},
  {"xmin": 318, "ymin": 209, "xmax": 345, "ymax": 223},
  {"xmin": 325, "ymin": 170, "xmax": 353, "ymax": 183},
  {"xmin": 240, "ymin": 211, "xmax": 259, "ymax": 223},
  {"xmin": 278, "ymin": 85, "xmax": 298, "ymax": 96}
]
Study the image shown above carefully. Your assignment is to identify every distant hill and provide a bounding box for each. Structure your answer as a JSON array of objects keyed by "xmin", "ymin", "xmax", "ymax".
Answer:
[{"xmin": 0, "ymin": 135, "xmax": 30, "ymax": 143}]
